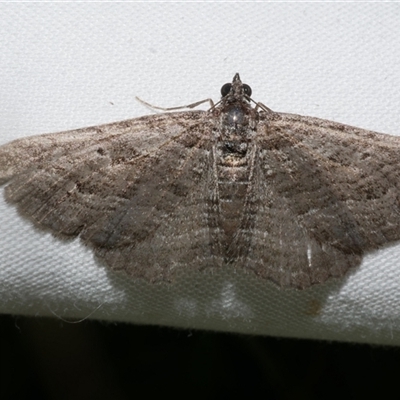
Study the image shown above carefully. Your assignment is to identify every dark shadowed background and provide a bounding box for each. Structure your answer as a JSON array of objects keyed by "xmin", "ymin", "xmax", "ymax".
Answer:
[{"xmin": 2, "ymin": 315, "xmax": 400, "ymax": 400}]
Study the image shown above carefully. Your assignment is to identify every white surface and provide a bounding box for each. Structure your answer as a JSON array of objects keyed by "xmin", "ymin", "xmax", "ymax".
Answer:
[{"xmin": 1, "ymin": 3, "xmax": 400, "ymax": 345}]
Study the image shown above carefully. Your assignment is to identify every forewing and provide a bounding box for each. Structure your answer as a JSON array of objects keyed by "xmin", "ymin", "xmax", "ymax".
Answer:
[
  {"xmin": 0, "ymin": 112, "xmax": 216, "ymax": 281},
  {"xmin": 246, "ymin": 112, "xmax": 400, "ymax": 288}
]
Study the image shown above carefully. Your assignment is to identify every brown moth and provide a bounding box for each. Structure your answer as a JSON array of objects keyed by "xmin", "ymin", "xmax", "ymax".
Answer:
[{"xmin": 1, "ymin": 73, "xmax": 400, "ymax": 289}]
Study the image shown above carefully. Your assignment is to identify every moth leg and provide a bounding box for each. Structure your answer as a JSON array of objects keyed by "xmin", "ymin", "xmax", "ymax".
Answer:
[{"xmin": 135, "ymin": 97, "xmax": 215, "ymax": 112}]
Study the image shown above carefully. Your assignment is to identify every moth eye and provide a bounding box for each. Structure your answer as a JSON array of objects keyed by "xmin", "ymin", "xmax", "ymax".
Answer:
[
  {"xmin": 220, "ymin": 83, "xmax": 232, "ymax": 97},
  {"xmin": 243, "ymin": 84, "xmax": 252, "ymax": 97}
]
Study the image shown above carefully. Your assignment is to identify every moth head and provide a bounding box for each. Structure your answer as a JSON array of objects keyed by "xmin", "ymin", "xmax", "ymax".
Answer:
[{"xmin": 220, "ymin": 73, "xmax": 252, "ymax": 100}]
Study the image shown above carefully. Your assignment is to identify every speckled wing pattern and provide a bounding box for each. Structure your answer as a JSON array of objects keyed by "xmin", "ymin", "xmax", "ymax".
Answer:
[{"xmin": 1, "ymin": 73, "xmax": 400, "ymax": 289}]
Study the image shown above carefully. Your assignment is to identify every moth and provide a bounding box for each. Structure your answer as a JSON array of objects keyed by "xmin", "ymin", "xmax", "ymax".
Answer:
[{"xmin": 1, "ymin": 73, "xmax": 400, "ymax": 289}]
